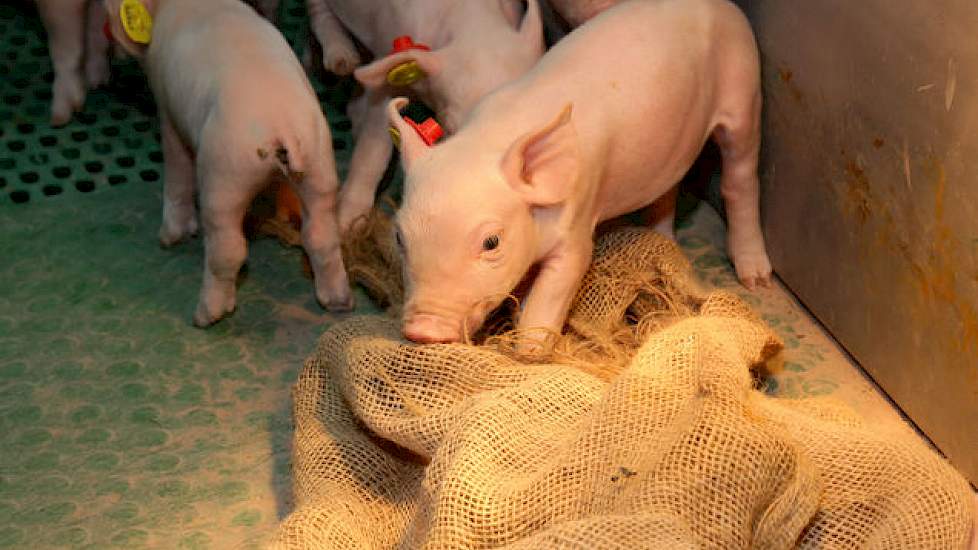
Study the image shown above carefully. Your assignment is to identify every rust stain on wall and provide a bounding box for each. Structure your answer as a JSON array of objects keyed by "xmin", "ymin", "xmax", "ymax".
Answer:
[
  {"xmin": 844, "ymin": 158, "xmax": 872, "ymax": 225},
  {"xmin": 933, "ymin": 160, "xmax": 946, "ymax": 221},
  {"xmin": 861, "ymin": 152, "xmax": 978, "ymax": 367},
  {"xmin": 777, "ymin": 67, "xmax": 804, "ymax": 102},
  {"xmin": 909, "ymin": 157, "xmax": 978, "ymax": 359}
]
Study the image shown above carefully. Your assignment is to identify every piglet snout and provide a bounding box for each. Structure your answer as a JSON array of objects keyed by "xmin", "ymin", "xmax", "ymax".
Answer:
[{"xmin": 403, "ymin": 314, "xmax": 461, "ymax": 344}]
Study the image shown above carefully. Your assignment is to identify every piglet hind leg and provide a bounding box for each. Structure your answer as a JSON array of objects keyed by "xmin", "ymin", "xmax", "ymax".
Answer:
[
  {"xmin": 643, "ymin": 185, "xmax": 680, "ymax": 241},
  {"xmin": 191, "ymin": 169, "xmax": 255, "ymax": 328},
  {"xmin": 37, "ymin": 0, "xmax": 86, "ymax": 126},
  {"xmin": 297, "ymin": 156, "xmax": 354, "ymax": 312},
  {"xmin": 158, "ymin": 113, "xmax": 198, "ymax": 247},
  {"xmin": 714, "ymin": 92, "xmax": 772, "ymax": 289}
]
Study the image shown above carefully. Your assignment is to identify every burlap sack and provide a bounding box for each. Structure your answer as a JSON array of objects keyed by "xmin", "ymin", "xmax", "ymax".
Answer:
[{"xmin": 271, "ymin": 223, "xmax": 975, "ymax": 549}]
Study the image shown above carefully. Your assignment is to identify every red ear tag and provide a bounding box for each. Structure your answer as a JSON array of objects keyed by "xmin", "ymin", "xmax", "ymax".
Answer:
[
  {"xmin": 390, "ymin": 35, "xmax": 431, "ymax": 55},
  {"xmin": 404, "ymin": 116, "xmax": 443, "ymax": 146},
  {"xmin": 103, "ymin": 19, "xmax": 114, "ymax": 42},
  {"xmin": 390, "ymin": 116, "xmax": 444, "ymax": 149},
  {"xmin": 386, "ymin": 36, "xmax": 432, "ymax": 87}
]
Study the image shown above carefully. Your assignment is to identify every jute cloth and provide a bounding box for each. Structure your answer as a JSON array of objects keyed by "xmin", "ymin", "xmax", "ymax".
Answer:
[{"xmin": 270, "ymin": 224, "xmax": 975, "ymax": 549}]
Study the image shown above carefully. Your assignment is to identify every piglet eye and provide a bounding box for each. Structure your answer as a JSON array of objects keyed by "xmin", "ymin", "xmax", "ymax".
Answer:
[
  {"xmin": 395, "ymin": 229, "xmax": 404, "ymax": 250},
  {"xmin": 483, "ymin": 234, "xmax": 500, "ymax": 251}
]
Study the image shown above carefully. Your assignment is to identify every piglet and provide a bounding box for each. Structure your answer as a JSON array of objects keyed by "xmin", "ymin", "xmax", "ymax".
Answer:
[
  {"xmin": 35, "ymin": 0, "xmax": 111, "ymax": 126},
  {"xmin": 299, "ymin": 0, "xmax": 545, "ymax": 233},
  {"xmin": 389, "ymin": 0, "xmax": 772, "ymax": 345},
  {"xmin": 104, "ymin": 0, "xmax": 352, "ymax": 326}
]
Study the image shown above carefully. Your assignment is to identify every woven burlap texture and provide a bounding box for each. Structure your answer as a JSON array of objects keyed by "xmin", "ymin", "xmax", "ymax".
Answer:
[{"xmin": 271, "ymin": 224, "xmax": 975, "ymax": 549}]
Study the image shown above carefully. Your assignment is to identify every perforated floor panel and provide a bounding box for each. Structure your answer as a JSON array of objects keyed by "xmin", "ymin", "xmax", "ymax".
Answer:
[
  {"xmin": 0, "ymin": 1, "xmax": 915, "ymax": 548},
  {"xmin": 0, "ymin": 0, "xmax": 356, "ymax": 207}
]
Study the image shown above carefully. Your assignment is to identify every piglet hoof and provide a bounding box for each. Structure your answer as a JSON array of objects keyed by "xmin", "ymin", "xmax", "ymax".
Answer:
[
  {"xmin": 320, "ymin": 293, "xmax": 354, "ymax": 313},
  {"xmin": 732, "ymin": 251, "xmax": 773, "ymax": 290},
  {"xmin": 50, "ymin": 76, "xmax": 85, "ymax": 127},
  {"xmin": 337, "ymin": 201, "xmax": 373, "ymax": 236},
  {"xmin": 158, "ymin": 230, "xmax": 189, "ymax": 249},
  {"xmin": 506, "ymin": 330, "xmax": 558, "ymax": 361},
  {"xmin": 323, "ymin": 45, "xmax": 361, "ymax": 77},
  {"xmin": 340, "ymin": 215, "xmax": 370, "ymax": 238},
  {"xmin": 317, "ymin": 280, "xmax": 355, "ymax": 312},
  {"xmin": 49, "ymin": 104, "xmax": 73, "ymax": 128},
  {"xmin": 159, "ymin": 231, "xmax": 182, "ymax": 249},
  {"xmin": 49, "ymin": 94, "xmax": 81, "ymax": 127},
  {"xmin": 192, "ymin": 299, "xmax": 236, "ymax": 328},
  {"xmin": 85, "ymin": 56, "xmax": 111, "ymax": 90},
  {"xmin": 158, "ymin": 219, "xmax": 199, "ymax": 248}
]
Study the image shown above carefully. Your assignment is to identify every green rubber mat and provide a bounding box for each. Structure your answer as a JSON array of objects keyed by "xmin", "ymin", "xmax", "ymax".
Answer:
[
  {"xmin": 0, "ymin": 0, "xmax": 900, "ymax": 548},
  {"xmin": 0, "ymin": 179, "xmax": 365, "ymax": 548}
]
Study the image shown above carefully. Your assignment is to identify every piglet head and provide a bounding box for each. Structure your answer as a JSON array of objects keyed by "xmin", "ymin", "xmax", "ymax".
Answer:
[
  {"xmin": 355, "ymin": 0, "xmax": 545, "ymax": 132},
  {"xmin": 103, "ymin": 0, "xmax": 159, "ymax": 58},
  {"xmin": 388, "ymin": 98, "xmax": 579, "ymax": 344}
]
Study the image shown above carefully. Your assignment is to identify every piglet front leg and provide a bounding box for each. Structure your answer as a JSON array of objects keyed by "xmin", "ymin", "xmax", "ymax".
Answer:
[
  {"xmin": 516, "ymin": 239, "xmax": 593, "ymax": 353},
  {"xmin": 158, "ymin": 112, "xmax": 198, "ymax": 247},
  {"xmin": 84, "ymin": 0, "xmax": 111, "ymax": 89},
  {"xmin": 37, "ymin": 0, "xmax": 87, "ymax": 126},
  {"xmin": 337, "ymin": 91, "xmax": 393, "ymax": 234},
  {"xmin": 306, "ymin": 0, "xmax": 360, "ymax": 75}
]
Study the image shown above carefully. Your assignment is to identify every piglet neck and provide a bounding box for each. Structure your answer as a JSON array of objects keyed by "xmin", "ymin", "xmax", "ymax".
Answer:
[{"xmin": 531, "ymin": 203, "xmax": 569, "ymax": 260}]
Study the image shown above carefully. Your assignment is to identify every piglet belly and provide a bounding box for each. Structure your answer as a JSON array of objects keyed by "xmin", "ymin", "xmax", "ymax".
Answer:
[
  {"xmin": 591, "ymin": 121, "xmax": 709, "ymax": 222},
  {"xmin": 594, "ymin": 171, "xmax": 674, "ymax": 221}
]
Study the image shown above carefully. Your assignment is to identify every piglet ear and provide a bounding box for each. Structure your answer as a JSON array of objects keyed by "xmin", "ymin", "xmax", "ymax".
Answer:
[
  {"xmin": 103, "ymin": 0, "xmax": 157, "ymax": 58},
  {"xmin": 501, "ymin": 103, "xmax": 578, "ymax": 206},
  {"xmin": 354, "ymin": 50, "xmax": 443, "ymax": 90},
  {"xmin": 387, "ymin": 98, "xmax": 428, "ymax": 169}
]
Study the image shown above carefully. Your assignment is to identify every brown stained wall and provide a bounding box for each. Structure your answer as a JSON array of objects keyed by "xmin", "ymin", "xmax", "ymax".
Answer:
[{"xmin": 736, "ymin": 0, "xmax": 978, "ymax": 484}]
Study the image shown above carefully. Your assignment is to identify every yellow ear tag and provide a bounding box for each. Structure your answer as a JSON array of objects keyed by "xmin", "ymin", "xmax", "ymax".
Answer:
[
  {"xmin": 388, "ymin": 126, "xmax": 402, "ymax": 150},
  {"xmin": 386, "ymin": 61, "xmax": 426, "ymax": 87},
  {"xmin": 120, "ymin": 0, "xmax": 153, "ymax": 45}
]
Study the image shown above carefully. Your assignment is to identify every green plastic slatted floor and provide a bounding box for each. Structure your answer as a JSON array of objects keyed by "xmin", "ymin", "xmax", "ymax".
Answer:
[{"xmin": 0, "ymin": 1, "xmax": 912, "ymax": 548}]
